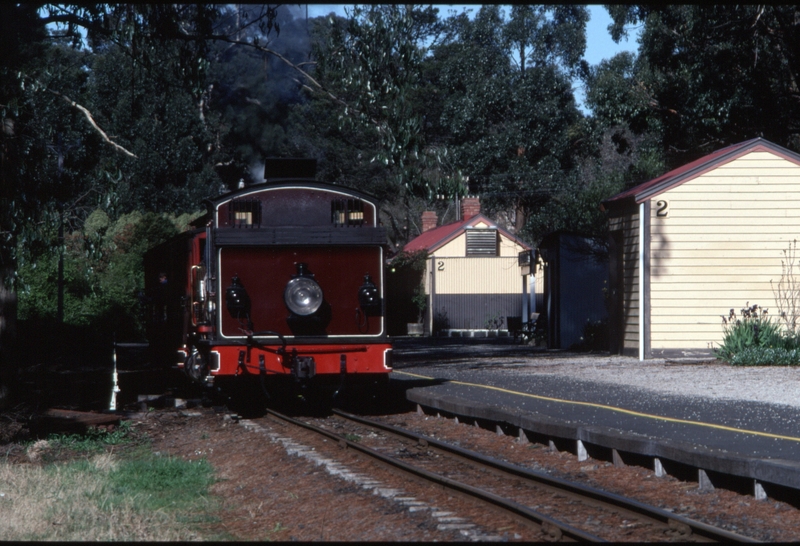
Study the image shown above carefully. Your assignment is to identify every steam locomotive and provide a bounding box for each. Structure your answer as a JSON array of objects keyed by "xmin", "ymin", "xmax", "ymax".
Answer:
[{"xmin": 143, "ymin": 159, "xmax": 392, "ymax": 404}]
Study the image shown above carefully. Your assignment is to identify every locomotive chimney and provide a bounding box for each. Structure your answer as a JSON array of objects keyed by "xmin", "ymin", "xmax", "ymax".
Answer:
[
  {"xmin": 421, "ymin": 211, "xmax": 438, "ymax": 232},
  {"xmin": 263, "ymin": 157, "xmax": 317, "ymax": 182},
  {"xmin": 461, "ymin": 196, "xmax": 480, "ymax": 220}
]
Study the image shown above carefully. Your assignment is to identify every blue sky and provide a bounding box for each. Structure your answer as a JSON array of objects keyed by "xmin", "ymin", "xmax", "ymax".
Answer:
[{"xmin": 303, "ymin": 5, "xmax": 640, "ymax": 111}]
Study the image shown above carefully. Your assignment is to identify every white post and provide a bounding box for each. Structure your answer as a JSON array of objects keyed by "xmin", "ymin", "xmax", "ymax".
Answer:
[
  {"xmin": 754, "ymin": 480, "xmax": 767, "ymax": 500},
  {"xmin": 577, "ymin": 440, "xmax": 588, "ymax": 461},
  {"xmin": 522, "ymin": 274, "xmax": 529, "ymax": 323},
  {"xmin": 529, "ymin": 273, "xmax": 535, "ymax": 314},
  {"xmin": 109, "ymin": 343, "xmax": 121, "ymax": 411},
  {"xmin": 698, "ymin": 469, "xmax": 714, "ymax": 491},
  {"xmin": 639, "ymin": 202, "xmax": 645, "ymax": 361}
]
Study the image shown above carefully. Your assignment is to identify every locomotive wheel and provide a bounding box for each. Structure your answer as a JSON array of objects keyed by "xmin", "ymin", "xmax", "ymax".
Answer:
[{"xmin": 185, "ymin": 350, "xmax": 208, "ymax": 384}]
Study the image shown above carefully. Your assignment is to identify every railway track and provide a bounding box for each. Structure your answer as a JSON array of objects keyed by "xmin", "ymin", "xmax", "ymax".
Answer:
[{"xmin": 261, "ymin": 408, "xmax": 759, "ymax": 543}]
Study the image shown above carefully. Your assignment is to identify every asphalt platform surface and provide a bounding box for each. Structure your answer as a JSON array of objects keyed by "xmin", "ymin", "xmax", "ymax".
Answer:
[{"xmin": 389, "ymin": 337, "xmax": 800, "ymax": 489}]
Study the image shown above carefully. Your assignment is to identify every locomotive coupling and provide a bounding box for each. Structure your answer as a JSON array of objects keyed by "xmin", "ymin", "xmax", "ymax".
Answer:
[{"xmin": 289, "ymin": 348, "xmax": 316, "ymax": 381}]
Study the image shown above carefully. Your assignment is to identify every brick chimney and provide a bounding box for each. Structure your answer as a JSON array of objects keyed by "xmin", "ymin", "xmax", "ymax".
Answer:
[
  {"xmin": 421, "ymin": 211, "xmax": 438, "ymax": 232},
  {"xmin": 460, "ymin": 196, "xmax": 480, "ymax": 220}
]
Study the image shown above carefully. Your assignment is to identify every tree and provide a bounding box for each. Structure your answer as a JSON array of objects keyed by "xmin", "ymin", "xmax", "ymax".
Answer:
[
  {"xmin": 86, "ymin": 40, "xmax": 221, "ymax": 213},
  {"xmin": 0, "ymin": 4, "xmax": 260, "ymax": 404},
  {"xmin": 16, "ymin": 210, "xmax": 187, "ymax": 340},
  {"xmin": 430, "ymin": 5, "xmax": 588, "ymax": 238},
  {"xmin": 309, "ymin": 6, "xmax": 448, "ymax": 185},
  {"xmin": 582, "ymin": 51, "xmax": 667, "ymax": 192},
  {"xmin": 525, "ymin": 126, "xmax": 664, "ymax": 250},
  {"xmin": 604, "ymin": 5, "xmax": 800, "ymax": 167},
  {"xmin": 294, "ymin": 5, "xmax": 465, "ymax": 250}
]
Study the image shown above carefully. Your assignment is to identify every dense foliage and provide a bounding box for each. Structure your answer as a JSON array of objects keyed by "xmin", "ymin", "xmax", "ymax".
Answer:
[
  {"xmin": 604, "ymin": 5, "xmax": 800, "ymax": 167},
  {"xmin": 16, "ymin": 210, "xmax": 198, "ymax": 339}
]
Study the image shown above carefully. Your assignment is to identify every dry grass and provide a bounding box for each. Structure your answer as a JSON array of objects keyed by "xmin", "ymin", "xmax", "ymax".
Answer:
[{"xmin": 0, "ymin": 452, "xmax": 214, "ymax": 541}]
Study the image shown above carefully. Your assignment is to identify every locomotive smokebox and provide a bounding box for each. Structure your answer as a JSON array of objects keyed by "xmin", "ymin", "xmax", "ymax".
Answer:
[{"xmin": 264, "ymin": 158, "xmax": 317, "ymax": 182}]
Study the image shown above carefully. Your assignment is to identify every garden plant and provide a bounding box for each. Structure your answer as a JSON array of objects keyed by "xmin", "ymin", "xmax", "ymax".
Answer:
[
  {"xmin": 716, "ymin": 303, "xmax": 800, "ymax": 366},
  {"xmin": 717, "ymin": 242, "xmax": 800, "ymax": 366}
]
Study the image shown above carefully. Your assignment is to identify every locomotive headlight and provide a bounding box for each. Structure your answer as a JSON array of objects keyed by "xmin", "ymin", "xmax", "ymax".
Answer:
[{"xmin": 284, "ymin": 267, "xmax": 323, "ymax": 316}]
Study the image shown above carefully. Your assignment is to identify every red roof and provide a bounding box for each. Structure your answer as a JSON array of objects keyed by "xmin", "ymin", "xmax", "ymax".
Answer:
[
  {"xmin": 403, "ymin": 213, "xmax": 531, "ymax": 253},
  {"xmin": 601, "ymin": 138, "xmax": 800, "ymax": 210}
]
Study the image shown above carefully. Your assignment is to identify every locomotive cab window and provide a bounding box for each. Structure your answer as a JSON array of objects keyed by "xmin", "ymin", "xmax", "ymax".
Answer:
[
  {"xmin": 228, "ymin": 198, "xmax": 262, "ymax": 227},
  {"xmin": 331, "ymin": 198, "xmax": 365, "ymax": 226},
  {"xmin": 466, "ymin": 228, "xmax": 499, "ymax": 256}
]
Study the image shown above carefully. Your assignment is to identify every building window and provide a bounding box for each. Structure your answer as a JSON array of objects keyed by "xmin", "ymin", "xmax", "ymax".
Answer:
[{"xmin": 466, "ymin": 228, "xmax": 498, "ymax": 256}]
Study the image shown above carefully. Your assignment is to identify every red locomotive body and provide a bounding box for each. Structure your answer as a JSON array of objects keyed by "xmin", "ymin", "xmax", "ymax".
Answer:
[{"xmin": 144, "ymin": 162, "xmax": 392, "ymax": 401}]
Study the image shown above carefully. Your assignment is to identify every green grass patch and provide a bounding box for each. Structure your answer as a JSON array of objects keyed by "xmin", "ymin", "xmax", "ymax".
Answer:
[
  {"xmin": 45, "ymin": 421, "xmax": 134, "ymax": 453},
  {"xmin": 3, "ymin": 422, "xmax": 222, "ymax": 541},
  {"xmin": 105, "ymin": 455, "xmax": 216, "ymax": 512}
]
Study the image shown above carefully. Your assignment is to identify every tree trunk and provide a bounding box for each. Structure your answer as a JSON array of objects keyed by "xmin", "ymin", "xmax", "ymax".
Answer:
[
  {"xmin": 0, "ymin": 261, "xmax": 17, "ymax": 409},
  {"xmin": 515, "ymin": 204, "xmax": 526, "ymax": 234}
]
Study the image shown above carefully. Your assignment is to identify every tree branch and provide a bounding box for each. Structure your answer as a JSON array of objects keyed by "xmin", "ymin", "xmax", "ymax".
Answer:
[
  {"xmin": 50, "ymin": 89, "xmax": 138, "ymax": 158},
  {"xmin": 23, "ymin": 74, "xmax": 138, "ymax": 159}
]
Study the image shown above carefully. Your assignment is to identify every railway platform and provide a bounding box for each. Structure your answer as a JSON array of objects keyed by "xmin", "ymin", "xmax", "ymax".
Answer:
[{"xmin": 389, "ymin": 337, "xmax": 800, "ymax": 503}]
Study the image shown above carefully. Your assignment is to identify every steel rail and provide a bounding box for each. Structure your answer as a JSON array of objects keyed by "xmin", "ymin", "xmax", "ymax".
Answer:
[
  {"xmin": 265, "ymin": 408, "xmax": 603, "ymax": 542},
  {"xmin": 333, "ymin": 409, "xmax": 759, "ymax": 544}
]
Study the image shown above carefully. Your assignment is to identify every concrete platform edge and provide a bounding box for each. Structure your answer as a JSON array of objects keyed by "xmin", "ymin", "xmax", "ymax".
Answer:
[{"xmin": 406, "ymin": 388, "xmax": 800, "ymax": 491}]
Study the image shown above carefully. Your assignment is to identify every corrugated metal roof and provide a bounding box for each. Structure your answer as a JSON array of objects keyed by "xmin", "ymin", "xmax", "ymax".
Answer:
[
  {"xmin": 601, "ymin": 137, "xmax": 800, "ymax": 210},
  {"xmin": 403, "ymin": 213, "xmax": 531, "ymax": 253}
]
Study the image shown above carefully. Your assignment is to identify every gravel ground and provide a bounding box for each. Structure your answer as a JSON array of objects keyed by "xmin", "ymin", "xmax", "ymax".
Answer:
[
  {"xmin": 518, "ymin": 354, "xmax": 800, "ymax": 408},
  {"xmin": 392, "ymin": 339, "xmax": 800, "ymax": 409}
]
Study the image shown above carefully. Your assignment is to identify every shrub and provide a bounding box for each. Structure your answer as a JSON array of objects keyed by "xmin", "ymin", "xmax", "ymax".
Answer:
[
  {"xmin": 728, "ymin": 347, "xmax": 800, "ymax": 366},
  {"xmin": 17, "ymin": 209, "xmax": 195, "ymax": 341},
  {"xmin": 771, "ymin": 240, "xmax": 800, "ymax": 336},
  {"xmin": 571, "ymin": 318, "xmax": 609, "ymax": 352},
  {"xmin": 716, "ymin": 303, "xmax": 799, "ymax": 364}
]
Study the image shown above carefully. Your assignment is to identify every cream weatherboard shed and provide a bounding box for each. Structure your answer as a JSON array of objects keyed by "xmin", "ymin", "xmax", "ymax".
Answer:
[
  {"xmin": 601, "ymin": 138, "xmax": 800, "ymax": 359},
  {"xmin": 402, "ymin": 198, "xmax": 532, "ymax": 336}
]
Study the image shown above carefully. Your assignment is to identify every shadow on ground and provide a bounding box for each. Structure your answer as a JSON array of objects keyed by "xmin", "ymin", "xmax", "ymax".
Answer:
[{"xmin": 391, "ymin": 336, "xmax": 561, "ymax": 367}]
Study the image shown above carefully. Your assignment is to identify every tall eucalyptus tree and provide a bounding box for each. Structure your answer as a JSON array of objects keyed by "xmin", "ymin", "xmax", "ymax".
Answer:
[{"xmin": 431, "ymin": 5, "xmax": 589, "ymax": 237}]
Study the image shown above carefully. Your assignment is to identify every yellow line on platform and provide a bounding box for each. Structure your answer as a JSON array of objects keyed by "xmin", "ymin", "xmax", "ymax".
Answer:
[{"xmin": 394, "ymin": 370, "xmax": 800, "ymax": 443}]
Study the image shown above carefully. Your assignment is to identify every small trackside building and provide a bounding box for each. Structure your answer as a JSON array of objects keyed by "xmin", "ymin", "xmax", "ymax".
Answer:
[
  {"xmin": 538, "ymin": 231, "xmax": 609, "ymax": 350},
  {"xmin": 601, "ymin": 137, "xmax": 800, "ymax": 359},
  {"xmin": 402, "ymin": 198, "xmax": 532, "ymax": 336}
]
